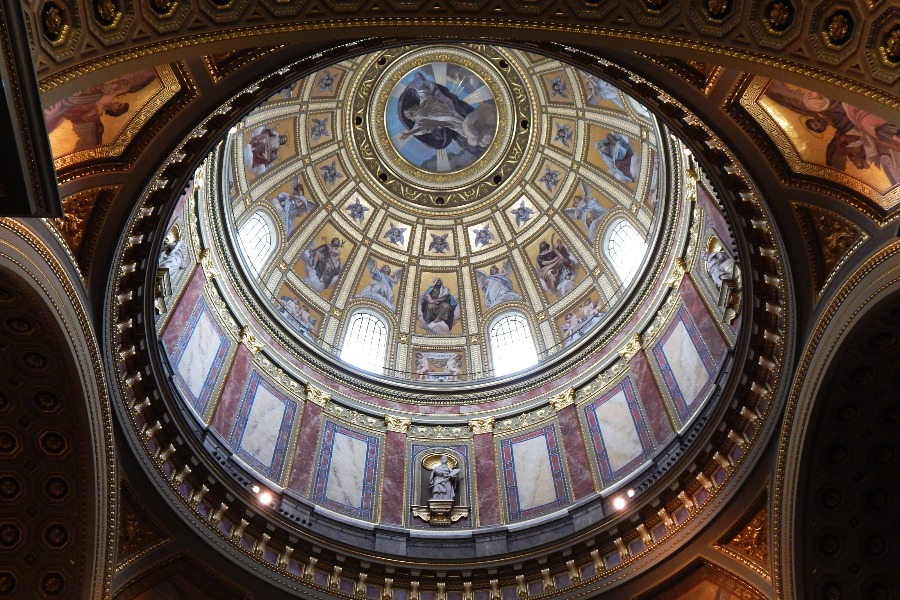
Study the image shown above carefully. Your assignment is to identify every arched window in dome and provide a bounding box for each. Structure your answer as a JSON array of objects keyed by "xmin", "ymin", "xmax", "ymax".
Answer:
[
  {"xmin": 237, "ymin": 211, "xmax": 275, "ymax": 274},
  {"xmin": 489, "ymin": 312, "xmax": 538, "ymax": 377},
  {"xmin": 340, "ymin": 310, "xmax": 389, "ymax": 375},
  {"xmin": 605, "ymin": 218, "xmax": 647, "ymax": 286}
]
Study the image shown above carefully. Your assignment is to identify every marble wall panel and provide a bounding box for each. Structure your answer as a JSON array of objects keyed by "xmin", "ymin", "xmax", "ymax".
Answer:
[
  {"xmin": 164, "ymin": 295, "xmax": 231, "ymax": 416},
  {"xmin": 313, "ymin": 422, "xmax": 380, "ymax": 520},
  {"xmin": 473, "ymin": 433, "xmax": 500, "ymax": 526},
  {"xmin": 381, "ymin": 431, "xmax": 406, "ymax": 525},
  {"xmin": 679, "ymin": 275, "xmax": 730, "ymax": 364},
  {"xmin": 287, "ymin": 401, "xmax": 324, "ymax": 496},
  {"xmin": 160, "ymin": 266, "xmax": 206, "ymax": 346},
  {"xmin": 500, "ymin": 426, "xmax": 569, "ymax": 522},
  {"xmin": 651, "ymin": 306, "xmax": 717, "ymax": 423},
  {"xmin": 210, "ymin": 345, "xmax": 253, "ymax": 435},
  {"xmin": 556, "ymin": 405, "xmax": 595, "ymax": 500},
  {"xmin": 229, "ymin": 372, "xmax": 298, "ymax": 482},
  {"xmin": 629, "ymin": 351, "xmax": 674, "ymax": 447},
  {"xmin": 583, "ymin": 379, "xmax": 652, "ymax": 484}
]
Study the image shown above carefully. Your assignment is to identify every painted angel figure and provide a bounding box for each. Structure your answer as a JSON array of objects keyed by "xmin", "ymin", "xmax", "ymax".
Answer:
[
  {"xmin": 535, "ymin": 237, "xmax": 579, "ymax": 297},
  {"xmin": 276, "ymin": 295, "xmax": 316, "ymax": 340},
  {"xmin": 475, "ymin": 261, "xmax": 522, "ymax": 308},
  {"xmin": 564, "ymin": 180, "xmax": 608, "ymax": 243},
  {"xmin": 583, "ymin": 73, "xmax": 624, "ymax": 108},
  {"xmin": 245, "ymin": 126, "xmax": 288, "ymax": 176},
  {"xmin": 358, "ymin": 259, "xmax": 403, "ymax": 310},
  {"xmin": 561, "ymin": 311, "xmax": 583, "ymax": 347},
  {"xmin": 271, "ymin": 177, "xmax": 316, "ymax": 236}
]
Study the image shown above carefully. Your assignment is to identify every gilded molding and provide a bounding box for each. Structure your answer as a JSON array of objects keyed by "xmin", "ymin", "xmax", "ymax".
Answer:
[{"xmin": 468, "ymin": 416, "xmax": 495, "ymax": 434}]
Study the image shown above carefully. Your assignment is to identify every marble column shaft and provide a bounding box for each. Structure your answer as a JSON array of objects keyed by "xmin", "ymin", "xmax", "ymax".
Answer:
[
  {"xmin": 473, "ymin": 432, "xmax": 500, "ymax": 525},
  {"xmin": 555, "ymin": 404, "xmax": 595, "ymax": 500}
]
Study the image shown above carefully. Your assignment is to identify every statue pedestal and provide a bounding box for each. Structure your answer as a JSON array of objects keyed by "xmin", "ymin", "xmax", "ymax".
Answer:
[{"xmin": 411, "ymin": 500, "xmax": 469, "ymax": 526}]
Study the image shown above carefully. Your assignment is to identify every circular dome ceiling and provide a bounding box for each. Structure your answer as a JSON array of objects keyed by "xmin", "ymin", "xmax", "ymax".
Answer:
[
  {"xmin": 219, "ymin": 43, "xmax": 665, "ymax": 383},
  {"xmin": 124, "ymin": 39, "xmax": 787, "ymax": 600}
]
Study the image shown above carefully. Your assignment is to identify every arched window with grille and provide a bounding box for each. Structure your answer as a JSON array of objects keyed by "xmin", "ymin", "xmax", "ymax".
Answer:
[
  {"xmin": 340, "ymin": 311, "xmax": 389, "ymax": 375},
  {"xmin": 605, "ymin": 218, "xmax": 647, "ymax": 286},
  {"xmin": 489, "ymin": 312, "xmax": 538, "ymax": 377},
  {"xmin": 237, "ymin": 211, "xmax": 275, "ymax": 275}
]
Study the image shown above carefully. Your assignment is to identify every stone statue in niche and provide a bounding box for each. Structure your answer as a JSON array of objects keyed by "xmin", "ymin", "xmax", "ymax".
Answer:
[
  {"xmin": 703, "ymin": 235, "xmax": 741, "ymax": 323},
  {"xmin": 155, "ymin": 224, "xmax": 188, "ymax": 313},
  {"xmin": 412, "ymin": 452, "xmax": 468, "ymax": 526},
  {"xmin": 429, "ymin": 454, "xmax": 460, "ymax": 500}
]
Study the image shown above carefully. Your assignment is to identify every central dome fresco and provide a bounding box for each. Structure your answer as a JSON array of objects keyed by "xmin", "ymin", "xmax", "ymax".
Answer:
[{"xmin": 217, "ymin": 43, "xmax": 666, "ymax": 383}]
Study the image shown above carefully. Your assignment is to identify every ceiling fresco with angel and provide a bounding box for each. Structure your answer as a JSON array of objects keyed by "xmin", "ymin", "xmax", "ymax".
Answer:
[{"xmin": 220, "ymin": 43, "xmax": 667, "ymax": 382}]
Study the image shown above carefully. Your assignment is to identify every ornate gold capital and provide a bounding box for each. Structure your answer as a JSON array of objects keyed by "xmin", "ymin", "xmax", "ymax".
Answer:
[
  {"xmin": 238, "ymin": 326, "xmax": 264, "ymax": 354},
  {"xmin": 619, "ymin": 333, "xmax": 643, "ymax": 362},
  {"xmin": 468, "ymin": 416, "xmax": 495, "ymax": 434},
  {"xmin": 384, "ymin": 414, "xmax": 412, "ymax": 433},
  {"xmin": 198, "ymin": 248, "xmax": 218, "ymax": 280},
  {"xmin": 548, "ymin": 387, "xmax": 575, "ymax": 411},
  {"xmin": 306, "ymin": 383, "xmax": 330, "ymax": 407},
  {"xmin": 668, "ymin": 258, "xmax": 687, "ymax": 288}
]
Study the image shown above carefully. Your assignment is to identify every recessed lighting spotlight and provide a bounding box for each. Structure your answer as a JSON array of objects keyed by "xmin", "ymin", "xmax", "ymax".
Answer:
[
  {"xmin": 627, "ymin": 489, "xmax": 635, "ymax": 498},
  {"xmin": 251, "ymin": 484, "xmax": 260, "ymax": 494},
  {"xmin": 259, "ymin": 491, "xmax": 273, "ymax": 505},
  {"xmin": 612, "ymin": 496, "xmax": 627, "ymax": 511}
]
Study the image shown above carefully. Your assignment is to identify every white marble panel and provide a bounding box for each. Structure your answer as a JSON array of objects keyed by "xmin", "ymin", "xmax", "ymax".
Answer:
[
  {"xmin": 178, "ymin": 310, "xmax": 219, "ymax": 398},
  {"xmin": 662, "ymin": 320, "xmax": 709, "ymax": 406},
  {"xmin": 240, "ymin": 385, "xmax": 286, "ymax": 466},
  {"xmin": 325, "ymin": 431, "xmax": 368, "ymax": 509},
  {"xmin": 595, "ymin": 389, "xmax": 642, "ymax": 472},
  {"xmin": 512, "ymin": 435, "xmax": 556, "ymax": 511}
]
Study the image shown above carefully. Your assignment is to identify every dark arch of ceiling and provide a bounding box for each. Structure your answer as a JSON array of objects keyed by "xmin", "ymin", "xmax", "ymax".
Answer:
[{"xmin": 797, "ymin": 290, "xmax": 900, "ymax": 600}]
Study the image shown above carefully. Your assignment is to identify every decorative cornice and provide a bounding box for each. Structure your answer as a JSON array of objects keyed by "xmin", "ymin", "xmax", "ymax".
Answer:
[{"xmin": 238, "ymin": 326, "xmax": 264, "ymax": 354}]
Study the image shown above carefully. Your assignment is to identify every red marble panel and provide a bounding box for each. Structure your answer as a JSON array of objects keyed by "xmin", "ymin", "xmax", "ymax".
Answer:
[
  {"xmin": 629, "ymin": 351, "xmax": 673, "ymax": 446},
  {"xmin": 556, "ymin": 405, "xmax": 595, "ymax": 500},
  {"xmin": 159, "ymin": 266, "xmax": 206, "ymax": 349},
  {"xmin": 287, "ymin": 400, "xmax": 324, "ymax": 496},
  {"xmin": 380, "ymin": 430, "xmax": 406, "ymax": 525},
  {"xmin": 473, "ymin": 432, "xmax": 500, "ymax": 526},
  {"xmin": 680, "ymin": 276, "xmax": 729, "ymax": 363},
  {"xmin": 210, "ymin": 345, "xmax": 253, "ymax": 436}
]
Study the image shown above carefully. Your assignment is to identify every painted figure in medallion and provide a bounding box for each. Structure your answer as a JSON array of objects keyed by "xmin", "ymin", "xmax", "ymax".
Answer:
[{"xmin": 418, "ymin": 278, "xmax": 460, "ymax": 333}]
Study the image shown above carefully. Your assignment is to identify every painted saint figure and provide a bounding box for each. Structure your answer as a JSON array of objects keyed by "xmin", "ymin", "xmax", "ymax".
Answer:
[
  {"xmin": 475, "ymin": 261, "xmax": 522, "ymax": 308},
  {"xmin": 245, "ymin": 126, "xmax": 288, "ymax": 176},
  {"xmin": 429, "ymin": 455, "xmax": 460, "ymax": 501},
  {"xmin": 276, "ymin": 295, "xmax": 316, "ymax": 340},
  {"xmin": 43, "ymin": 70, "xmax": 157, "ymax": 151},
  {"xmin": 358, "ymin": 259, "xmax": 403, "ymax": 310},
  {"xmin": 535, "ymin": 238, "xmax": 579, "ymax": 297},
  {"xmin": 302, "ymin": 237, "xmax": 344, "ymax": 292},
  {"xmin": 418, "ymin": 278, "xmax": 459, "ymax": 333}
]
